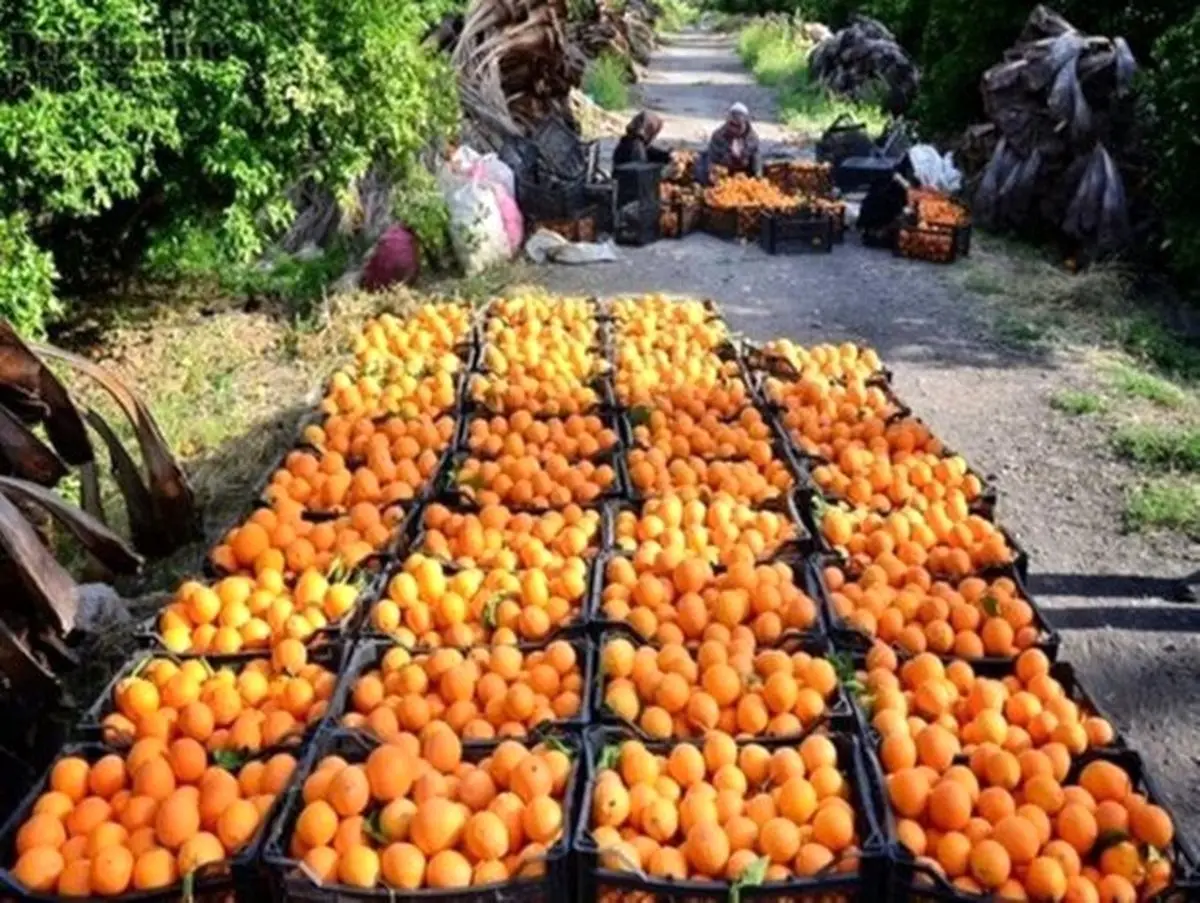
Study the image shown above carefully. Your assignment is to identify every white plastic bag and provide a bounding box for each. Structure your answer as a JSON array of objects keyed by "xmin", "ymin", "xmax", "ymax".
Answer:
[
  {"xmin": 441, "ymin": 146, "xmax": 516, "ymax": 199},
  {"xmin": 440, "ymin": 159, "xmax": 511, "ymax": 275},
  {"xmin": 907, "ymin": 144, "xmax": 963, "ymax": 194},
  {"xmin": 524, "ymin": 228, "xmax": 620, "ymax": 265}
]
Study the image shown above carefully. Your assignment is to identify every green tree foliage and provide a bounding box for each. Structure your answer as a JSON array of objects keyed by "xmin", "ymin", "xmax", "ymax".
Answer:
[
  {"xmin": 1143, "ymin": 8, "xmax": 1200, "ymax": 287},
  {"xmin": 0, "ymin": 215, "xmax": 60, "ymax": 337},
  {"xmin": 0, "ymin": 0, "xmax": 460, "ymax": 335}
]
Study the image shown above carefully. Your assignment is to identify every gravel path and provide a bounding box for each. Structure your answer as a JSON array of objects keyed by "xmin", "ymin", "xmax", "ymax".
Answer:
[{"xmin": 542, "ymin": 31, "xmax": 1200, "ymax": 835}]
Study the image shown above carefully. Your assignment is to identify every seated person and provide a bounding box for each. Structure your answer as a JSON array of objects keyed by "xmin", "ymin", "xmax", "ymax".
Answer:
[
  {"xmin": 613, "ymin": 111, "xmax": 670, "ymax": 167},
  {"xmin": 704, "ymin": 103, "xmax": 761, "ymax": 180}
]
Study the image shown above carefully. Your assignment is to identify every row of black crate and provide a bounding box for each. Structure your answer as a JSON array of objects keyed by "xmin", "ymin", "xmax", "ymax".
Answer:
[{"xmin": 8, "ymin": 626, "xmax": 1199, "ymax": 903}]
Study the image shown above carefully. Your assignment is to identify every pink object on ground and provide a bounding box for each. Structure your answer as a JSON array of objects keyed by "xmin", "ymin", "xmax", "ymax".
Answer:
[{"xmin": 362, "ymin": 224, "xmax": 420, "ymax": 291}]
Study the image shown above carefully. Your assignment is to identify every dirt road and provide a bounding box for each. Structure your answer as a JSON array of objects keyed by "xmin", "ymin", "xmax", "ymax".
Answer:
[{"xmin": 542, "ymin": 32, "xmax": 1200, "ymax": 831}]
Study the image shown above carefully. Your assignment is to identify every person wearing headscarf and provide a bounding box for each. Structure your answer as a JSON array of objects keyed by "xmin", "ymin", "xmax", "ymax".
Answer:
[
  {"xmin": 613, "ymin": 111, "xmax": 670, "ymax": 167},
  {"xmin": 706, "ymin": 102, "xmax": 761, "ymax": 178}
]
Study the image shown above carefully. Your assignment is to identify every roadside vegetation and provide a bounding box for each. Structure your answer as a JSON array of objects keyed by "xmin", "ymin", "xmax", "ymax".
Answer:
[
  {"xmin": 584, "ymin": 52, "xmax": 634, "ymax": 110},
  {"xmin": 736, "ymin": 19, "xmax": 888, "ymax": 135},
  {"xmin": 958, "ymin": 237, "xmax": 1200, "ymax": 540}
]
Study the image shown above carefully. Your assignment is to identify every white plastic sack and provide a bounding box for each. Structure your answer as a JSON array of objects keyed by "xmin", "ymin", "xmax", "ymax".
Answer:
[
  {"xmin": 440, "ymin": 167, "xmax": 511, "ymax": 276},
  {"xmin": 908, "ymin": 144, "xmax": 963, "ymax": 194},
  {"xmin": 442, "ymin": 146, "xmax": 516, "ymax": 199},
  {"xmin": 524, "ymin": 228, "xmax": 620, "ymax": 265}
]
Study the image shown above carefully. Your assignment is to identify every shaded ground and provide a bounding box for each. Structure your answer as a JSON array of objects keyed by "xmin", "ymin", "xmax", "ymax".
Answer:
[{"xmin": 542, "ymin": 32, "xmax": 1200, "ymax": 833}]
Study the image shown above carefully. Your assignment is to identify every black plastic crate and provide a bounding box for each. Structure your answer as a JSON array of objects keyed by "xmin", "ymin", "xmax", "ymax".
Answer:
[
  {"xmin": 615, "ymin": 200, "xmax": 661, "ymax": 247},
  {"xmin": 325, "ymin": 636, "xmax": 596, "ymax": 741},
  {"xmin": 263, "ymin": 729, "xmax": 581, "ymax": 903},
  {"xmin": 574, "ymin": 725, "xmax": 889, "ymax": 903},
  {"xmin": 703, "ymin": 205, "xmax": 761, "ymax": 241},
  {"xmin": 583, "ymin": 182, "xmax": 616, "ymax": 235},
  {"xmin": 613, "ymin": 162, "xmax": 664, "ymax": 208},
  {"xmin": 894, "ymin": 220, "xmax": 972, "ymax": 264},
  {"xmin": 760, "ymin": 211, "xmax": 835, "ymax": 255},
  {"xmin": 880, "ymin": 748, "xmax": 1200, "ymax": 903},
  {"xmin": 0, "ymin": 742, "xmax": 285, "ymax": 903},
  {"xmin": 517, "ymin": 176, "xmax": 588, "ymax": 222}
]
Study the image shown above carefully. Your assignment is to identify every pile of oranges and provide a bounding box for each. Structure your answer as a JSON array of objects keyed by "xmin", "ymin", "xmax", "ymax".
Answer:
[
  {"xmin": 598, "ymin": 551, "xmax": 820, "ymax": 645},
  {"xmin": 600, "ymin": 633, "xmax": 839, "ymax": 739},
  {"xmin": 336, "ymin": 640, "xmax": 585, "ymax": 741},
  {"xmin": 415, "ymin": 502, "xmax": 603, "ymax": 570},
  {"xmin": 612, "ymin": 493, "xmax": 800, "ymax": 566},
  {"xmin": 8, "ymin": 742, "xmax": 294, "ymax": 896},
  {"xmin": 586, "ymin": 732, "xmax": 864, "ymax": 883},
  {"xmin": 94, "ymin": 645, "xmax": 336, "ymax": 753},
  {"xmin": 8, "ymin": 293, "xmax": 1192, "ymax": 903},
  {"xmin": 281, "ymin": 732, "xmax": 573, "ymax": 890},
  {"xmin": 156, "ymin": 566, "xmax": 364, "ymax": 655}
]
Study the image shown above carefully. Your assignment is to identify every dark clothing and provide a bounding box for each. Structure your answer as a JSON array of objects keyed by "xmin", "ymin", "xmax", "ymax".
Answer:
[
  {"xmin": 613, "ymin": 134, "xmax": 671, "ymax": 168},
  {"xmin": 707, "ymin": 124, "xmax": 761, "ymax": 177}
]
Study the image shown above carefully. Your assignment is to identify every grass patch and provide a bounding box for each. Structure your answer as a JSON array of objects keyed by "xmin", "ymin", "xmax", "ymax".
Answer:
[
  {"xmin": 737, "ymin": 19, "xmax": 887, "ymax": 138},
  {"xmin": 1107, "ymin": 363, "xmax": 1188, "ymax": 408},
  {"xmin": 583, "ymin": 53, "xmax": 632, "ymax": 111},
  {"xmin": 1113, "ymin": 423, "xmax": 1200, "ymax": 472},
  {"xmin": 1111, "ymin": 314, "xmax": 1200, "ymax": 385},
  {"xmin": 1124, "ymin": 479, "xmax": 1200, "ymax": 537},
  {"xmin": 1050, "ymin": 390, "xmax": 1106, "ymax": 415},
  {"xmin": 656, "ymin": 0, "xmax": 699, "ymax": 33}
]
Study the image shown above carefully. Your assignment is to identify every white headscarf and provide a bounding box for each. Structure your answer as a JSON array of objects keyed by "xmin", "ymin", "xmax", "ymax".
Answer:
[{"xmin": 729, "ymin": 102, "xmax": 750, "ymax": 117}]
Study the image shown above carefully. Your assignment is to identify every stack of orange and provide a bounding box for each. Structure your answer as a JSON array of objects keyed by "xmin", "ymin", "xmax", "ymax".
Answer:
[
  {"xmin": 491, "ymin": 292, "xmax": 598, "ymax": 328},
  {"xmin": 586, "ymin": 732, "xmax": 862, "ymax": 883},
  {"xmin": 281, "ymin": 732, "xmax": 572, "ymax": 889},
  {"xmin": 613, "ymin": 493, "xmax": 799, "ymax": 566},
  {"xmin": 885, "ymin": 741, "xmax": 1175, "ymax": 901},
  {"xmin": 370, "ymin": 552, "xmax": 589, "ymax": 647},
  {"xmin": 321, "ymin": 367, "xmax": 460, "ymax": 421},
  {"xmin": 302, "ymin": 413, "xmax": 456, "ymax": 461},
  {"xmin": 325, "ymin": 302, "xmax": 470, "ymax": 420},
  {"xmin": 611, "ymin": 296, "xmax": 722, "ymax": 338},
  {"xmin": 95, "ymin": 644, "xmax": 336, "ymax": 753},
  {"xmin": 619, "ymin": 377, "xmax": 753, "ymax": 419},
  {"xmin": 7, "ymin": 743, "xmax": 294, "ymax": 896},
  {"xmin": 465, "ymin": 412, "xmax": 619, "ymax": 461},
  {"xmin": 352, "ymin": 304, "xmax": 473, "ymax": 367},
  {"xmin": 821, "ymin": 560, "xmax": 1045, "ymax": 659},
  {"xmin": 454, "ymin": 453, "xmax": 617, "ymax": 507},
  {"xmin": 600, "ymin": 633, "xmax": 839, "ymax": 739},
  {"xmin": 626, "ymin": 447, "xmax": 793, "ymax": 503},
  {"xmin": 265, "ymin": 447, "xmax": 440, "ymax": 514},
  {"xmin": 599, "ymin": 551, "xmax": 819, "ymax": 645},
  {"xmin": 763, "ymin": 377, "xmax": 906, "ymax": 458},
  {"xmin": 821, "ymin": 504, "xmax": 1016, "ymax": 579},
  {"xmin": 468, "ymin": 372, "xmax": 602, "ymax": 417},
  {"xmin": 416, "ymin": 502, "xmax": 603, "ymax": 570},
  {"xmin": 704, "ymin": 173, "xmax": 799, "ymax": 211},
  {"xmin": 156, "ymin": 566, "xmax": 364, "ymax": 656},
  {"xmin": 756, "ymin": 339, "xmax": 883, "ymax": 384},
  {"xmin": 209, "ymin": 500, "xmax": 401, "ymax": 580},
  {"xmin": 472, "ymin": 292, "xmax": 604, "ymax": 417},
  {"xmin": 630, "ymin": 406, "xmax": 777, "ymax": 461},
  {"xmin": 867, "ymin": 651, "xmax": 1117, "ymax": 769},
  {"xmin": 336, "ymin": 640, "xmax": 584, "ymax": 741}
]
